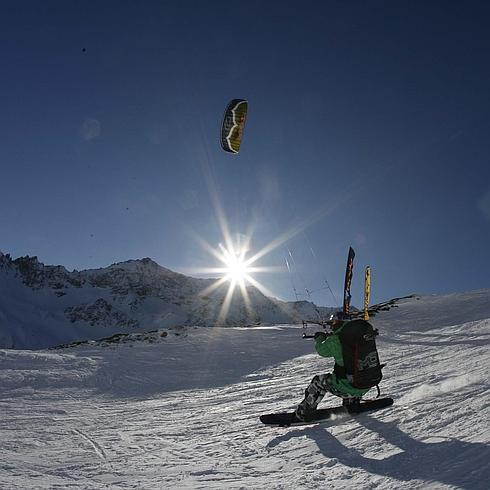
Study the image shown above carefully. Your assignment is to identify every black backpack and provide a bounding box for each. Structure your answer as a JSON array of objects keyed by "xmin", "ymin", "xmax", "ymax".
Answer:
[{"xmin": 334, "ymin": 319, "xmax": 383, "ymax": 389}]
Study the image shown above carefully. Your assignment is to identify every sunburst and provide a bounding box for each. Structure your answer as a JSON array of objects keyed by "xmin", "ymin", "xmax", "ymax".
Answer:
[
  {"xmin": 219, "ymin": 244, "xmax": 251, "ymax": 283},
  {"xmin": 196, "ymin": 236, "xmax": 275, "ymax": 325},
  {"xmin": 188, "ymin": 158, "xmax": 343, "ymax": 325}
]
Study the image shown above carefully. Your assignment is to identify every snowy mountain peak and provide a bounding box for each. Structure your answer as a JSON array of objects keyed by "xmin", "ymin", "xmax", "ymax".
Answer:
[
  {"xmin": 103, "ymin": 257, "xmax": 175, "ymax": 275},
  {"xmin": 1, "ymin": 253, "xmax": 80, "ymax": 290}
]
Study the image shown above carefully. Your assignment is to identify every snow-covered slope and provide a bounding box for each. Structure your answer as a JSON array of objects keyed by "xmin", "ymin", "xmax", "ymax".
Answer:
[
  {"xmin": 0, "ymin": 291, "xmax": 489, "ymax": 488},
  {"xmin": 0, "ymin": 252, "xmax": 331, "ymax": 349}
]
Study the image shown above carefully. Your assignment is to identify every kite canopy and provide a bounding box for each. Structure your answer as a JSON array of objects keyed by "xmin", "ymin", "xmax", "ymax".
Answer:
[{"xmin": 221, "ymin": 99, "xmax": 248, "ymax": 154}]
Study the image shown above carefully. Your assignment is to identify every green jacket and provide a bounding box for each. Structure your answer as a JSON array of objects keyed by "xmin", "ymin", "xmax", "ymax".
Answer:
[{"xmin": 315, "ymin": 323, "xmax": 369, "ymax": 397}]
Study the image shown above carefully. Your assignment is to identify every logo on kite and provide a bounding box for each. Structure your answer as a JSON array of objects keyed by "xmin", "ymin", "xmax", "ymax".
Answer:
[{"xmin": 221, "ymin": 99, "xmax": 248, "ymax": 154}]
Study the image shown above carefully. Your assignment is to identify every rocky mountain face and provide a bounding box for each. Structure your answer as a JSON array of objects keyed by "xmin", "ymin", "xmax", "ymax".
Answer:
[{"xmin": 0, "ymin": 252, "xmax": 332, "ymax": 349}]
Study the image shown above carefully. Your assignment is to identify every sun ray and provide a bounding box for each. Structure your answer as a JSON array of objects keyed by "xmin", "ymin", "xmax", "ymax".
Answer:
[
  {"xmin": 245, "ymin": 197, "xmax": 348, "ymax": 266},
  {"xmin": 194, "ymin": 267, "xmax": 229, "ymax": 275},
  {"xmin": 189, "ymin": 232, "xmax": 229, "ymax": 264},
  {"xmin": 242, "ymin": 274, "xmax": 277, "ymax": 300},
  {"xmin": 244, "ymin": 274, "xmax": 302, "ymax": 319},
  {"xmin": 238, "ymin": 280, "xmax": 255, "ymax": 319},
  {"xmin": 243, "ymin": 265, "xmax": 284, "ymax": 274},
  {"xmin": 203, "ymin": 170, "xmax": 235, "ymax": 255},
  {"xmin": 199, "ymin": 276, "xmax": 229, "ymax": 298},
  {"xmin": 216, "ymin": 279, "xmax": 237, "ymax": 325}
]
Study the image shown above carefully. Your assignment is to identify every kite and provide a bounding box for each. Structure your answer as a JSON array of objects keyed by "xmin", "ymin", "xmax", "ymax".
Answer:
[{"xmin": 221, "ymin": 99, "xmax": 248, "ymax": 154}]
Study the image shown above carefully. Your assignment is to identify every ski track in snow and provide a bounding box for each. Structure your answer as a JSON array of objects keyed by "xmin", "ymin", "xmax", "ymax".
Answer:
[
  {"xmin": 0, "ymin": 295, "xmax": 489, "ymax": 489},
  {"xmin": 72, "ymin": 429, "xmax": 108, "ymax": 463}
]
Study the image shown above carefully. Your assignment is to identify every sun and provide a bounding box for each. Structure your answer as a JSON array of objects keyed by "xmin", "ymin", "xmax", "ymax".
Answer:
[
  {"xmin": 224, "ymin": 254, "xmax": 248, "ymax": 281},
  {"xmin": 193, "ymin": 236, "xmax": 279, "ymax": 325},
  {"xmin": 220, "ymin": 245, "xmax": 250, "ymax": 283}
]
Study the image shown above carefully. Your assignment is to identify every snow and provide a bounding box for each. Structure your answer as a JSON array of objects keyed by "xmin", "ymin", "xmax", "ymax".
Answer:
[{"xmin": 0, "ymin": 291, "xmax": 489, "ymax": 488}]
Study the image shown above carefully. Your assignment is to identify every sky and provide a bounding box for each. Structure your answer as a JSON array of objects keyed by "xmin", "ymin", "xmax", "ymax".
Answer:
[{"xmin": 1, "ymin": 0, "xmax": 489, "ymax": 307}]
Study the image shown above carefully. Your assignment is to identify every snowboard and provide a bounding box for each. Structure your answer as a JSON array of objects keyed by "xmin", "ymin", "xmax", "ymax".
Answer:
[{"xmin": 260, "ymin": 397, "xmax": 394, "ymax": 427}]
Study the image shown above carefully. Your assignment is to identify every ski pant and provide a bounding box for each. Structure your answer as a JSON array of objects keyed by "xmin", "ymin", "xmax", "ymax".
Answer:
[{"xmin": 295, "ymin": 374, "xmax": 360, "ymax": 419}]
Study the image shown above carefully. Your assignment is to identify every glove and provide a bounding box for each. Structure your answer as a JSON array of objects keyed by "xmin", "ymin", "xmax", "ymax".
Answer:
[{"xmin": 314, "ymin": 331, "xmax": 327, "ymax": 342}]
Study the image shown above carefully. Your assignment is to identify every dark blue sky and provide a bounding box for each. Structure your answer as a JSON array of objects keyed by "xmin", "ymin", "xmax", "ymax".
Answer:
[{"xmin": 1, "ymin": 1, "xmax": 489, "ymax": 306}]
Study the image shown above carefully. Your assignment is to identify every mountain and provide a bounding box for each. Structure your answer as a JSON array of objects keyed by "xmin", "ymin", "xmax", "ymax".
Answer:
[
  {"xmin": 0, "ymin": 290, "xmax": 488, "ymax": 488},
  {"xmin": 0, "ymin": 252, "xmax": 332, "ymax": 349}
]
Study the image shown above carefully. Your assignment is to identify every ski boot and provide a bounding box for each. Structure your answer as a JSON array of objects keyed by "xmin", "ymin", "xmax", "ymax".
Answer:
[
  {"xmin": 294, "ymin": 404, "xmax": 317, "ymax": 423},
  {"xmin": 342, "ymin": 396, "xmax": 361, "ymax": 413}
]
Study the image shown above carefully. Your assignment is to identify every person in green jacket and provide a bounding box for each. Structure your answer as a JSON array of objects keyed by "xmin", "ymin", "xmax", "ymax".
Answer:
[{"xmin": 295, "ymin": 312, "xmax": 370, "ymax": 422}]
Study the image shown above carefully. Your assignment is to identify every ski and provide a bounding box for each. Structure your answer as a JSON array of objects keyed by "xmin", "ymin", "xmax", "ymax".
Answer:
[
  {"xmin": 342, "ymin": 247, "xmax": 355, "ymax": 318},
  {"xmin": 260, "ymin": 397, "xmax": 393, "ymax": 427},
  {"xmin": 364, "ymin": 266, "xmax": 371, "ymax": 320}
]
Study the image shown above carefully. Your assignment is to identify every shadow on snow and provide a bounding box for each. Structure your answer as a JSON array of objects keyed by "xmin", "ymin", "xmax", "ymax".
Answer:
[{"xmin": 266, "ymin": 416, "xmax": 489, "ymax": 489}]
